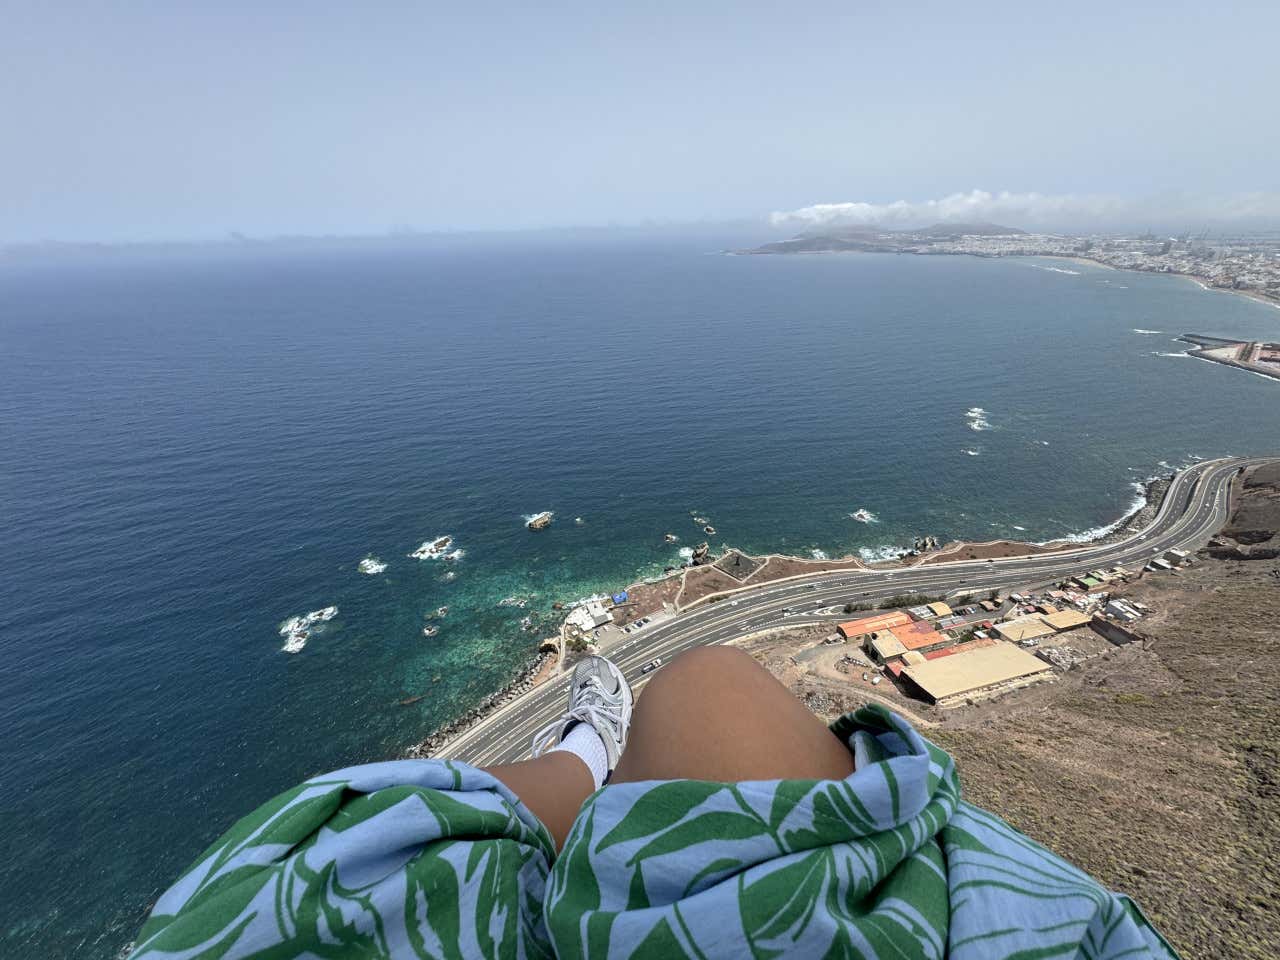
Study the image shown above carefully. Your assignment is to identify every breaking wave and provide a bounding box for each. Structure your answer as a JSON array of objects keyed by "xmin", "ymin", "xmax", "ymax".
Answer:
[
  {"xmin": 809, "ymin": 549, "xmax": 829, "ymax": 560},
  {"xmin": 1132, "ymin": 328, "xmax": 1163, "ymax": 334},
  {"xmin": 848, "ymin": 508, "xmax": 879, "ymax": 523},
  {"xmin": 1034, "ymin": 484, "xmax": 1148, "ymax": 546},
  {"xmin": 858, "ymin": 544, "xmax": 907, "ymax": 563},
  {"xmin": 409, "ymin": 535, "xmax": 454, "ymax": 560},
  {"xmin": 358, "ymin": 557, "xmax": 387, "ymax": 575},
  {"xmin": 962, "ymin": 448, "xmax": 981, "ymax": 456},
  {"xmin": 278, "ymin": 605, "xmax": 338, "ymax": 654},
  {"xmin": 965, "ymin": 407, "xmax": 991, "ymax": 431}
]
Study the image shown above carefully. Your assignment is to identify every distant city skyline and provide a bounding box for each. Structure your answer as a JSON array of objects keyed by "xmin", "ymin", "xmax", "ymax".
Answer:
[{"xmin": 2, "ymin": 1, "xmax": 1277, "ymax": 243}]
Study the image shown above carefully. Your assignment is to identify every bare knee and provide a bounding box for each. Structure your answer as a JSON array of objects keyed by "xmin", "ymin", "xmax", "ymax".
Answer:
[
  {"xmin": 615, "ymin": 645, "xmax": 855, "ymax": 783},
  {"xmin": 639, "ymin": 645, "xmax": 761, "ymax": 701}
]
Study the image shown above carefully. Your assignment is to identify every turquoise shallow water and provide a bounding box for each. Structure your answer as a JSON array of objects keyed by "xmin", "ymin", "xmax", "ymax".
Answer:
[{"xmin": 2, "ymin": 233, "xmax": 1278, "ymax": 956}]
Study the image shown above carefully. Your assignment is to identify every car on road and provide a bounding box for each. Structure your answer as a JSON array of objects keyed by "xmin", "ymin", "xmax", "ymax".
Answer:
[
  {"xmin": 640, "ymin": 657, "xmax": 663, "ymax": 674},
  {"xmin": 781, "ymin": 606, "xmax": 792, "ymax": 613}
]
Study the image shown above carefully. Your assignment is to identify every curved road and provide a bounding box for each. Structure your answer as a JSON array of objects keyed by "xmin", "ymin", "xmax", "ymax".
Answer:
[{"xmin": 440, "ymin": 456, "xmax": 1265, "ymax": 767}]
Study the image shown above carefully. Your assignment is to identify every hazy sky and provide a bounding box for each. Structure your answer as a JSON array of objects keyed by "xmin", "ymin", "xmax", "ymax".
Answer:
[{"xmin": 3, "ymin": 1, "xmax": 1278, "ymax": 242}]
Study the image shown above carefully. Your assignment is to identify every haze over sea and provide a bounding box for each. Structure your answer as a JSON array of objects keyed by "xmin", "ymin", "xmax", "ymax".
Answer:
[{"xmin": 3, "ymin": 230, "xmax": 1279, "ymax": 956}]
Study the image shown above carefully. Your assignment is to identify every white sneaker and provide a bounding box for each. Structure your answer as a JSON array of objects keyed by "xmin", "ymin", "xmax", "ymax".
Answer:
[{"xmin": 531, "ymin": 656, "xmax": 633, "ymax": 774}]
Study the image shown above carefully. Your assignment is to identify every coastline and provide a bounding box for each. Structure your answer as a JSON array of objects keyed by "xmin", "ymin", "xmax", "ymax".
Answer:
[
  {"xmin": 404, "ymin": 472, "xmax": 1175, "ymax": 758},
  {"xmin": 1037, "ymin": 253, "xmax": 1280, "ymax": 310}
]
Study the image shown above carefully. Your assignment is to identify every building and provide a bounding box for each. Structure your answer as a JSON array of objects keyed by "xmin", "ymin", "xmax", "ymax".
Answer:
[
  {"xmin": 886, "ymin": 620, "xmax": 951, "ymax": 652},
  {"xmin": 837, "ymin": 611, "xmax": 912, "ymax": 641},
  {"xmin": 868, "ymin": 632, "xmax": 908, "ymax": 663},
  {"xmin": 865, "ymin": 620, "xmax": 952, "ymax": 664},
  {"xmin": 992, "ymin": 615, "xmax": 1056, "ymax": 644},
  {"xmin": 566, "ymin": 599, "xmax": 613, "ymax": 634},
  {"xmin": 1040, "ymin": 609, "xmax": 1092, "ymax": 631},
  {"xmin": 926, "ymin": 601, "xmax": 953, "ymax": 618},
  {"xmin": 900, "ymin": 642, "xmax": 1054, "ymax": 706},
  {"xmin": 1105, "ymin": 598, "xmax": 1143, "ymax": 622},
  {"xmin": 922, "ymin": 637, "xmax": 997, "ymax": 660}
]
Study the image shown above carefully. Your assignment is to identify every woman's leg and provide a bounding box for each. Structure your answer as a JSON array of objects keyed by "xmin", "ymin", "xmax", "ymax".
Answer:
[
  {"xmin": 610, "ymin": 645, "xmax": 855, "ymax": 783},
  {"xmin": 483, "ymin": 646, "xmax": 852, "ymax": 849},
  {"xmin": 483, "ymin": 752, "xmax": 594, "ymax": 851}
]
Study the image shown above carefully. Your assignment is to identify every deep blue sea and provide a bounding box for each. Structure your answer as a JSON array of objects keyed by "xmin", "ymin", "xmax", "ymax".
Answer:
[{"xmin": 2, "ymin": 232, "xmax": 1279, "ymax": 956}]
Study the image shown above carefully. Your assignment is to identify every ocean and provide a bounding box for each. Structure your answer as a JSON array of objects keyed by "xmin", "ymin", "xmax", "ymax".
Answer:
[{"xmin": 2, "ymin": 232, "xmax": 1278, "ymax": 956}]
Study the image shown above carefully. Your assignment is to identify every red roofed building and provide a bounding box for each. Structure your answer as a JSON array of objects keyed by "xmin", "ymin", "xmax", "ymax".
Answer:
[
  {"xmin": 837, "ymin": 611, "xmax": 912, "ymax": 641},
  {"xmin": 883, "ymin": 620, "xmax": 951, "ymax": 654},
  {"xmin": 922, "ymin": 637, "xmax": 998, "ymax": 660}
]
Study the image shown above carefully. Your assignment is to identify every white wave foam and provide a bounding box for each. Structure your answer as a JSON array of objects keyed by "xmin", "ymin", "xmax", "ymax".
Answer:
[
  {"xmin": 965, "ymin": 407, "xmax": 991, "ymax": 432},
  {"xmin": 1035, "ymin": 485, "xmax": 1148, "ymax": 546},
  {"xmin": 278, "ymin": 605, "xmax": 338, "ymax": 654},
  {"xmin": 409, "ymin": 535, "xmax": 454, "ymax": 560},
  {"xmin": 678, "ymin": 547, "xmax": 694, "ymax": 560},
  {"xmin": 858, "ymin": 544, "xmax": 907, "ymax": 563},
  {"xmin": 358, "ymin": 557, "xmax": 388, "ymax": 575},
  {"xmin": 809, "ymin": 549, "xmax": 829, "ymax": 560},
  {"xmin": 1037, "ymin": 440, "xmax": 1050, "ymax": 446},
  {"xmin": 849, "ymin": 508, "xmax": 879, "ymax": 523},
  {"xmin": 962, "ymin": 448, "xmax": 981, "ymax": 456},
  {"xmin": 1030, "ymin": 264, "xmax": 1081, "ymax": 275},
  {"xmin": 1132, "ymin": 328, "xmax": 1163, "ymax": 334},
  {"xmin": 1151, "ymin": 351, "xmax": 1190, "ymax": 358},
  {"xmin": 1012, "ymin": 525, "xmax": 1027, "ymax": 531}
]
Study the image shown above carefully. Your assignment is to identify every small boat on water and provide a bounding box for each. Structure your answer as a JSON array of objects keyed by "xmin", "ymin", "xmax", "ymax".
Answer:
[{"xmin": 526, "ymin": 511, "xmax": 554, "ymax": 531}]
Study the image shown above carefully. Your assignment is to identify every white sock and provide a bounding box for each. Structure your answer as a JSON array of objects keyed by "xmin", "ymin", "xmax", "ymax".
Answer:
[{"xmin": 550, "ymin": 724, "xmax": 609, "ymax": 789}]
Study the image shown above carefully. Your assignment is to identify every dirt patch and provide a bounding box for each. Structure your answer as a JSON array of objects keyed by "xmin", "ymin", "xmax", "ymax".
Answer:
[
  {"xmin": 914, "ymin": 538, "xmax": 1065, "ymax": 564},
  {"xmin": 611, "ymin": 576, "xmax": 683, "ymax": 624},
  {"xmin": 923, "ymin": 482, "xmax": 1280, "ymax": 958},
  {"xmin": 740, "ymin": 469, "xmax": 1280, "ymax": 957}
]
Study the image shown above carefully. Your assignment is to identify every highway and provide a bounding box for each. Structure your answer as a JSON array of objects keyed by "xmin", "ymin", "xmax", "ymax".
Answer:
[{"xmin": 438, "ymin": 456, "xmax": 1263, "ymax": 767}]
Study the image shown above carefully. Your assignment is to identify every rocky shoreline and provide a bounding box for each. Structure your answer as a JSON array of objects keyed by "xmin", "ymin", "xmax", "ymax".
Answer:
[
  {"xmin": 406, "ymin": 650, "xmax": 554, "ymax": 759},
  {"xmin": 403, "ymin": 471, "xmax": 1177, "ymax": 760}
]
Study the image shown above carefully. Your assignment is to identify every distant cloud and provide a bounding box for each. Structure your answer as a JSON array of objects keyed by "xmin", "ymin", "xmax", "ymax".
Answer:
[{"xmin": 770, "ymin": 189, "xmax": 1280, "ymax": 231}]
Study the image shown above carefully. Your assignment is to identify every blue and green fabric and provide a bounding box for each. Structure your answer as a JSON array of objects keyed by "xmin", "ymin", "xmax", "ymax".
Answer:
[{"xmin": 128, "ymin": 705, "xmax": 1176, "ymax": 959}]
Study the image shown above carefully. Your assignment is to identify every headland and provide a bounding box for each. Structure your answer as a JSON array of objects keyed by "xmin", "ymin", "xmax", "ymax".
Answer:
[{"xmin": 738, "ymin": 224, "xmax": 1280, "ymax": 307}]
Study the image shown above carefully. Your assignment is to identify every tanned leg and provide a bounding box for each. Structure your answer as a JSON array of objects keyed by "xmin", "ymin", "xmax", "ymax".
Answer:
[
  {"xmin": 483, "ymin": 646, "xmax": 853, "ymax": 851},
  {"xmin": 610, "ymin": 646, "xmax": 855, "ymax": 783},
  {"xmin": 483, "ymin": 752, "xmax": 594, "ymax": 852}
]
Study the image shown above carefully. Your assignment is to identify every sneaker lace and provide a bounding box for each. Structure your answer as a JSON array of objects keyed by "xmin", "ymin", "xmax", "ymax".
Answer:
[{"xmin": 530, "ymin": 675, "xmax": 626, "ymax": 758}]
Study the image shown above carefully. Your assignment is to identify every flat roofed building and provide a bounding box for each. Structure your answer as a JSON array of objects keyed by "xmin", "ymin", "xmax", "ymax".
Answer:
[
  {"xmin": 1041, "ymin": 609, "xmax": 1091, "ymax": 631},
  {"xmin": 993, "ymin": 615, "xmax": 1056, "ymax": 643},
  {"xmin": 566, "ymin": 599, "xmax": 613, "ymax": 634},
  {"xmin": 902, "ymin": 642, "xmax": 1053, "ymax": 706},
  {"xmin": 886, "ymin": 620, "xmax": 951, "ymax": 652},
  {"xmin": 869, "ymin": 633, "xmax": 908, "ymax": 662},
  {"xmin": 837, "ymin": 611, "xmax": 911, "ymax": 640}
]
